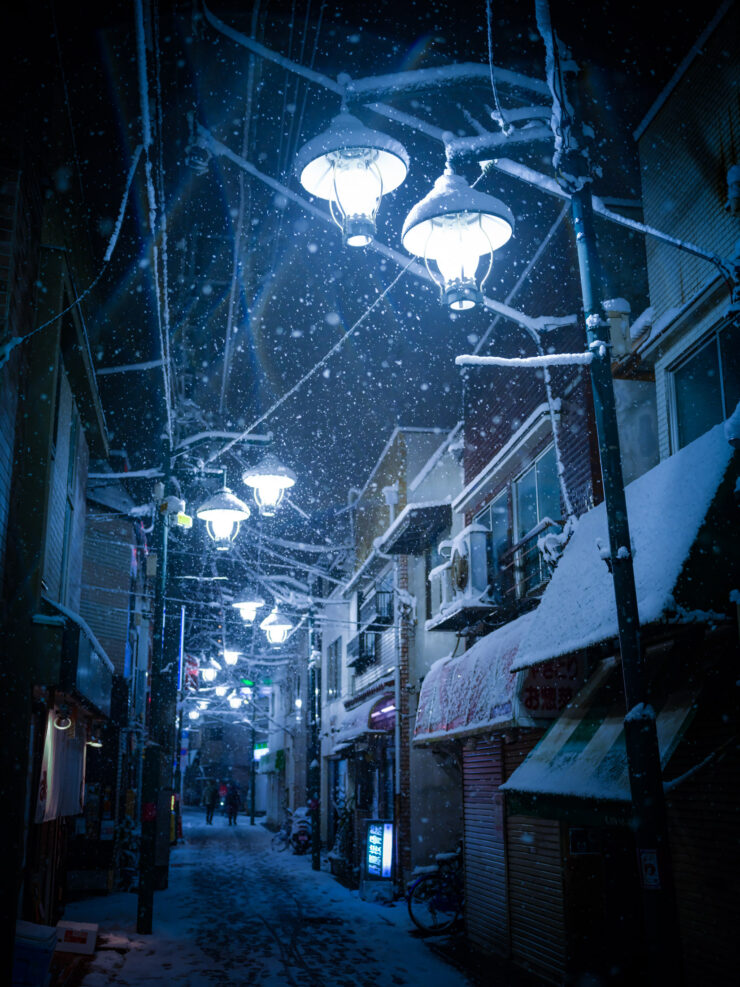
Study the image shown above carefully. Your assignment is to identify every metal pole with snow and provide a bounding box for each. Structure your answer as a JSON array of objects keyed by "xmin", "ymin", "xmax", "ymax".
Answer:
[{"xmin": 535, "ymin": 0, "xmax": 683, "ymax": 978}]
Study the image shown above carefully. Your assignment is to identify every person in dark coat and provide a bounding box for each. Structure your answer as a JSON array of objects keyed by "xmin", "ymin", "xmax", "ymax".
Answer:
[
  {"xmin": 225, "ymin": 781, "xmax": 241, "ymax": 825},
  {"xmin": 203, "ymin": 779, "xmax": 219, "ymax": 825}
]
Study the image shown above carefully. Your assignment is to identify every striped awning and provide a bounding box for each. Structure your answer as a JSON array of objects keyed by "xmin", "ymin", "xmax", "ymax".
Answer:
[{"xmin": 501, "ymin": 656, "xmax": 698, "ymax": 803}]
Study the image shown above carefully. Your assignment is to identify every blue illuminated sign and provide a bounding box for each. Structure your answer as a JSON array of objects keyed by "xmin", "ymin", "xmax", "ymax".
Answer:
[{"xmin": 365, "ymin": 820, "xmax": 394, "ymax": 879}]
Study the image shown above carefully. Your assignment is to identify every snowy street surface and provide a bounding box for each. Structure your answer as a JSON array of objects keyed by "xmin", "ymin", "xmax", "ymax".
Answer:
[{"xmin": 63, "ymin": 807, "xmax": 473, "ymax": 986}]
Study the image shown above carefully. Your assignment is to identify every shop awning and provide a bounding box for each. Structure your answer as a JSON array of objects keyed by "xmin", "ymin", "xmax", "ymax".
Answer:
[
  {"xmin": 334, "ymin": 692, "xmax": 395, "ymax": 747},
  {"xmin": 375, "ymin": 501, "xmax": 452, "ymax": 555},
  {"xmin": 512, "ymin": 423, "xmax": 736, "ymax": 672},
  {"xmin": 413, "ymin": 611, "xmax": 536, "ymax": 744},
  {"xmin": 501, "ymin": 657, "xmax": 698, "ymax": 803}
]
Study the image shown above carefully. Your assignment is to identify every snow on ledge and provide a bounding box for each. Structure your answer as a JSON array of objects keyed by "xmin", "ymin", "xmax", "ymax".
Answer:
[{"xmin": 512, "ymin": 423, "xmax": 735, "ymax": 671}]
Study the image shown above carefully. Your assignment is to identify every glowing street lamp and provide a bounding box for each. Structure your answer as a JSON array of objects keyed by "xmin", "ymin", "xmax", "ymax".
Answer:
[
  {"xmin": 201, "ymin": 667, "xmax": 217, "ymax": 683},
  {"xmin": 242, "ymin": 454, "xmax": 296, "ymax": 517},
  {"xmin": 232, "ymin": 595, "xmax": 265, "ymax": 624},
  {"xmin": 188, "ymin": 709, "xmax": 200, "ymax": 720},
  {"xmin": 196, "ymin": 486, "xmax": 251, "ymax": 550},
  {"xmin": 215, "ymin": 685, "xmax": 228, "ymax": 697},
  {"xmin": 223, "ymin": 649, "xmax": 240, "ymax": 666},
  {"xmin": 402, "ymin": 169, "xmax": 514, "ymax": 311},
  {"xmin": 296, "ymin": 112, "xmax": 409, "ymax": 247},
  {"xmin": 261, "ymin": 608, "xmax": 292, "ymax": 645},
  {"xmin": 228, "ymin": 694, "xmax": 243, "ymax": 710}
]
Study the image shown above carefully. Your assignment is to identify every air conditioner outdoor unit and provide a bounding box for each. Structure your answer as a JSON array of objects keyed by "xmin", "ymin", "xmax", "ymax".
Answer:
[{"xmin": 448, "ymin": 523, "xmax": 490, "ymax": 604}]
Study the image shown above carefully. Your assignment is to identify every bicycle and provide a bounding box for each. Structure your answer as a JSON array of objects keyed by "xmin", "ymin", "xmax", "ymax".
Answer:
[{"xmin": 407, "ymin": 843, "xmax": 464, "ymax": 934}]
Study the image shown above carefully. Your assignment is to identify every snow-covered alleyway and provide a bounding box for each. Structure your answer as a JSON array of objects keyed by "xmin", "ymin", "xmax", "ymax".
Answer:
[{"xmin": 61, "ymin": 808, "xmax": 475, "ymax": 987}]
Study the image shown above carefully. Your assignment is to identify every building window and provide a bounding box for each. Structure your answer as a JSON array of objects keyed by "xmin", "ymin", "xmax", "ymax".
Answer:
[
  {"xmin": 669, "ymin": 322, "xmax": 739, "ymax": 451},
  {"xmin": 475, "ymin": 488, "xmax": 511, "ymax": 600},
  {"xmin": 512, "ymin": 444, "xmax": 561, "ymax": 596},
  {"xmin": 326, "ymin": 638, "xmax": 341, "ymax": 700},
  {"xmin": 475, "ymin": 444, "xmax": 561, "ymax": 603}
]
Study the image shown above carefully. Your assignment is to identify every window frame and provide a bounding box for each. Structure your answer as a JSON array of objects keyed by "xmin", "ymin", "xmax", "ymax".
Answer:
[{"xmin": 667, "ymin": 320, "xmax": 738, "ymax": 453}]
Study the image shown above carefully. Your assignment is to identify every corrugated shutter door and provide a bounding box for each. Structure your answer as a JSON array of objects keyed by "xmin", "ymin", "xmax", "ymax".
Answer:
[
  {"xmin": 666, "ymin": 704, "xmax": 740, "ymax": 986},
  {"xmin": 462, "ymin": 737, "xmax": 507, "ymax": 954},
  {"xmin": 507, "ymin": 817, "xmax": 566, "ymax": 983},
  {"xmin": 504, "ymin": 732, "xmax": 566, "ymax": 985}
]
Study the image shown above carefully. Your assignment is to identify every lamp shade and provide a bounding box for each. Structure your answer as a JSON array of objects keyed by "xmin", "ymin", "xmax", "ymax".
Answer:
[
  {"xmin": 242, "ymin": 455, "xmax": 296, "ymax": 517},
  {"xmin": 402, "ymin": 171, "xmax": 514, "ymax": 311},
  {"xmin": 297, "ymin": 112, "xmax": 409, "ymax": 247},
  {"xmin": 196, "ymin": 486, "xmax": 251, "ymax": 549},
  {"xmin": 261, "ymin": 608, "xmax": 292, "ymax": 645},
  {"xmin": 232, "ymin": 595, "xmax": 265, "ymax": 623}
]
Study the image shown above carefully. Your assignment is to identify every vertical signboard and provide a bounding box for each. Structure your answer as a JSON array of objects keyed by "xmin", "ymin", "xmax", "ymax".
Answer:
[{"xmin": 363, "ymin": 819, "xmax": 394, "ymax": 889}]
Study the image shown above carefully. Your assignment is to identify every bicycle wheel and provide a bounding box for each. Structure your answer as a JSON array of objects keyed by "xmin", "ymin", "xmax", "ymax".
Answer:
[
  {"xmin": 271, "ymin": 832, "xmax": 289, "ymax": 852},
  {"xmin": 407, "ymin": 873, "xmax": 461, "ymax": 933}
]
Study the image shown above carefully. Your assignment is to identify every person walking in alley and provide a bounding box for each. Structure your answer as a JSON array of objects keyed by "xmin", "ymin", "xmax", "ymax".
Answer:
[
  {"xmin": 225, "ymin": 781, "xmax": 241, "ymax": 825},
  {"xmin": 203, "ymin": 779, "xmax": 219, "ymax": 825}
]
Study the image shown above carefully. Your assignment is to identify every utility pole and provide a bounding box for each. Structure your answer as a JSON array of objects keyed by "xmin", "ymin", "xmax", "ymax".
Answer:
[
  {"xmin": 137, "ymin": 457, "xmax": 180, "ymax": 934},
  {"xmin": 531, "ymin": 5, "xmax": 683, "ymax": 975},
  {"xmin": 249, "ymin": 721, "xmax": 256, "ymax": 825},
  {"xmin": 307, "ymin": 618, "xmax": 321, "ymax": 871},
  {"xmin": 571, "ymin": 188, "xmax": 682, "ymax": 981}
]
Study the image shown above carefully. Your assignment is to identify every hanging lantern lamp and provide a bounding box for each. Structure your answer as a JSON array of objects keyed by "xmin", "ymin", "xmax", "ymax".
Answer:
[
  {"xmin": 232, "ymin": 595, "xmax": 265, "ymax": 623},
  {"xmin": 261, "ymin": 608, "xmax": 292, "ymax": 645},
  {"xmin": 242, "ymin": 454, "xmax": 296, "ymax": 517},
  {"xmin": 196, "ymin": 486, "xmax": 251, "ymax": 550},
  {"xmin": 402, "ymin": 169, "xmax": 514, "ymax": 311},
  {"xmin": 296, "ymin": 112, "xmax": 409, "ymax": 247}
]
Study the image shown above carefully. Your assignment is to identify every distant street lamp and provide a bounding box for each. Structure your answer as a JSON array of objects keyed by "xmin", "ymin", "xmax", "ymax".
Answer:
[
  {"xmin": 232, "ymin": 594, "xmax": 265, "ymax": 623},
  {"xmin": 215, "ymin": 685, "xmax": 228, "ymax": 697},
  {"xmin": 223, "ymin": 649, "xmax": 240, "ymax": 666},
  {"xmin": 196, "ymin": 486, "xmax": 251, "ymax": 550},
  {"xmin": 296, "ymin": 112, "xmax": 409, "ymax": 247},
  {"xmin": 228, "ymin": 694, "xmax": 243, "ymax": 709},
  {"xmin": 188, "ymin": 709, "xmax": 200, "ymax": 720},
  {"xmin": 402, "ymin": 169, "xmax": 514, "ymax": 311},
  {"xmin": 242, "ymin": 454, "xmax": 296, "ymax": 517},
  {"xmin": 201, "ymin": 667, "xmax": 217, "ymax": 682},
  {"xmin": 261, "ymin": 608, "xmax": 292, "ymax": 645}
]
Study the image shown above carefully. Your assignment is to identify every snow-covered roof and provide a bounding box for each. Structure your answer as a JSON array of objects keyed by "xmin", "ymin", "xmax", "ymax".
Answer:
[
  {"xmin": 501, "ymin": 657, "xmax": 697, "ymax": 802},
  {"xmin": 413, "ymin": 611, "xmax": 535, "ymax": 744},
  {"xmin": 512, "ymin": 423, "xmax": 736, "ymax": 672}
]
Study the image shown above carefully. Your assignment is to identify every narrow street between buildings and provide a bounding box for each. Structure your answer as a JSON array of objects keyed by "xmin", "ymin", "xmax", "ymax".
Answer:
[{"xmin": 60, "ymin": 808, "xmax": 475, "ymax": 987}]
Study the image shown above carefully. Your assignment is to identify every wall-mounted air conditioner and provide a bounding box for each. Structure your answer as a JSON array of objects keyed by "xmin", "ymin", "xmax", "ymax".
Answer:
[{"xmin": 426, "ymin": 524, "xmax": 493, "ymax": 631}]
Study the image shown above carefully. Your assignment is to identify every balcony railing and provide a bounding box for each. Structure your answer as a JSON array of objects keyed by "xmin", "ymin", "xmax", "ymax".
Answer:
[
  {"xmin": 359, "ymin": 589, "xmax": 394, "ymax": 628},
  {"xmin": 500, "ymin": 517, "xmax": 562, "ymax": 602},
  {"xmin": 346, "ymin": 629, "xmax": 378, "ymax": 674}
]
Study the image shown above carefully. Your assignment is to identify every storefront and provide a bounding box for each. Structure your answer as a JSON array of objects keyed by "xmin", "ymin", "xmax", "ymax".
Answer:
[
  {"xmin": 327, "ymin": 690, "xmax": 396, "ymax": 888},
  {"xmin": 414, "ymin": 610, "xmax": 584, "ymax": 975}
]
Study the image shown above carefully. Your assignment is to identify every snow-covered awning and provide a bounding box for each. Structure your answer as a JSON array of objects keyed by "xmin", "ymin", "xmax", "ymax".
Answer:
[
  {"xmin": 334, "ymin": 692, "xmax": 395, "ymax": 747},
  {"xmin": 375, "ymin": 501, "xmax": 452, "ymax": 556},
  {"xmin": 501, "ymin": 657, "xmax": 697, "ymax": 803},
  {"xmin": 512, "ymin": 423, "xmax": 736, "ymax": 672},
  {"xmin": 413, "ymin": 611, "xmax": 536, "ymax": 744}
]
